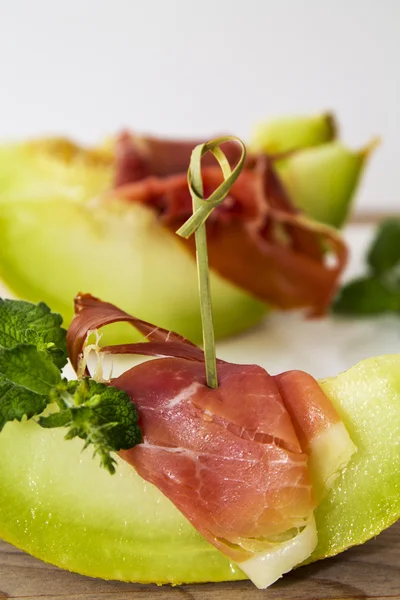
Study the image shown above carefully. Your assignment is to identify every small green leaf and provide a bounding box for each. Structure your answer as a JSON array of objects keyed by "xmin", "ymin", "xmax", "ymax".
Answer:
[
  {"xmin": 0, "ymin": 378, "xmax": 48, "ymax": 431},
  {"xmin": 334, "ymin": 218, "xmax": 400, "ymax": 317},
  {"xmin": 333, "ymin": 276, "xmax": 400, "ymax": 315},
  {"xmin": 68, "ymin": 379, "xmax": 142, "ymax": 449},
  {"xmin": 38, "ymin": 410, "xmax": 72, "ymax": 429},
  {"xmin": 0, "ymin": 299, "xmax": 142, "ymax": 474},
  {"xmin": 0, "ymin": 301, "xmax": 65, "ymax": 430},
  {"xmin": 0, "ymin": 299, "xmax": 67, "ymax": 369},
  {"xmin": 0, "ymin": 344, "xmax": 61, "ymax": 394},
  {"xmin": 367, "ymin": 219, "xmax": 400, "ymax": 275},
  {"xmin": 48, "ymin": 378, "xmax": 142, "ymax": 474}
]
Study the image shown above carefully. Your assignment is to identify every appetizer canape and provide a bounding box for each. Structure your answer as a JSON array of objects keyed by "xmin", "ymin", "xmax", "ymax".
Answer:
[{"xmin": 0, "ymin": 137, "xmax": 398, "ymax": 589}]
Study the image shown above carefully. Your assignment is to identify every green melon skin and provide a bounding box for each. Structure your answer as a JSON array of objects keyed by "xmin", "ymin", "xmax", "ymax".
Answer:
[
  {"xmin": 0, "ymin": 197, "xmax": 266, "ymax": 344},
  {"xmin": 0, "ymin": 355, "xmax": 400, "ymax": 583}
]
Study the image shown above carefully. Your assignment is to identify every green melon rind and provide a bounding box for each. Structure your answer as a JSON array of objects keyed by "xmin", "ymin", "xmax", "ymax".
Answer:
[{"xmin": 1, "ymin": 355, "xmax": 400, "ymax": 583}]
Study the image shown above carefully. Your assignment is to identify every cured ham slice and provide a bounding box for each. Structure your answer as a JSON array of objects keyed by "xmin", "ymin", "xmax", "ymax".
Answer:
[
  {"xmin": 110, "ymin": 135, "xmax": 347, "ymax": 315},
  {"xmin": 67, "ymin": 293, "xmax": 213, "ymax": 374},
  {"xmin": 114, "ymin": 131, "xmax": 242, "ymax": 185},
  {"xmin": 67, "ymin": 294, "xmax": 356, "ymax": 588},
  {"xmin": 116, "ymin": 359, "xmax": 314, "ymax": 562}
]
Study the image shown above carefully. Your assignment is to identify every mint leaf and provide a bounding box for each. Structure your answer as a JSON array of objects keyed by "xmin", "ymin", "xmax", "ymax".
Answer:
[
  {"xmin": 0, "ymin": 344, "xmax": 61, "ymax": 394},
  {"xmin": 0, "ymin": 344, "xmax": 61, "ymax": 431},
  {"xmin": 367, "ymin": 219, "xmax": 400, "ymax": 275},
  {"xmin": 0, "ymin": 379, "xmax": 47, "ymax": 431},
  {"xmin": 0, "ymin": 298, "xmax": 142, "ymax": 473},
  {"xmin": 333, "ymin": 219, "xmax": 400, "ymax": 316},
  {"xmin": 38, "ymin": 409, "xmax": 71, "ymax": 428},
  {"xmin": 0, "ymin": 299, "xmax": 67, "ymax": 369},
  {"xmin": 333, "ymin": 276, "xmax": 400, "ymax": 315},
  {"xmin": 40, "ymin": 378, "xmax": 142, "ymax": 474}
]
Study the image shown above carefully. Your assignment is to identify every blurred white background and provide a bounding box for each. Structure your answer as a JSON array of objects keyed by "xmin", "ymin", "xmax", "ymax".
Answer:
[{"xmin": 0, "ymin": 0, "xmax": 399, "ymax": 212}]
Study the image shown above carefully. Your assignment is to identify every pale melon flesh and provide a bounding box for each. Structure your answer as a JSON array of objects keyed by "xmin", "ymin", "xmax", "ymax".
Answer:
[
  {"xmin": 0, "ymin": 138, "xmax": 266, "ymax": 343},
  {"xmin": 0, "ymin": 355, "xmax": 400, "ymax": 583},
  {"xmin": 0, "ymin": 197, "xmax": 266, "ymax": 345}
]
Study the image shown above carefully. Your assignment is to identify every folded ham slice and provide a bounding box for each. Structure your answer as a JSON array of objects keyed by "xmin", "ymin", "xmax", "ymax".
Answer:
[
  {"xmin": 109, "ymin": 133, "xmax": 347, "ymax": 316},
  {"xmin": 117, "ymin": 358, "xmax": 314, "ymax": 563},
  {"xmin": 67, "ymin": 294, "xmax": 356, "ymax": 588}
]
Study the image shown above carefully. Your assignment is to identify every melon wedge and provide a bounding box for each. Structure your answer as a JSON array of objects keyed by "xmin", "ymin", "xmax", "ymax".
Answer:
[
  {"xmin": 275, "ymin": 141, "xmax": 374, "ymax": 228},
  {"xmin": 0, "ymin": 197, "xmax": 265, "ymax": 345},
  {"xmin": 0, "ymin": 355, "xmax": 399, "ymax": 583}
]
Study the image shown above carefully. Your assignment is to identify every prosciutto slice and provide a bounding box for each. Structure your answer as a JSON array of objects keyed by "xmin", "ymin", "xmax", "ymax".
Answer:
[
  {"xmin": 110, "ymin": 133, "xmax": 347, "ymax": 315},
  {"xmin": 114, "ymin": 130, "xmax": 242, "ymax": 185},
  {"xmin": 116, "ymin": 358, "xmax": 313, "ymax": 563},
  {"xmin": 67, "ymin": 293, "xmax": 215, "ymax": 374},
  {"xmin": 67, "ymin": 294, "xmax": 355, "ymax": 584}
]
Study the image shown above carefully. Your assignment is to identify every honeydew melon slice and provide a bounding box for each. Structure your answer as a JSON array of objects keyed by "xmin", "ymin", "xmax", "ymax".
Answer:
[
  {"xmin": 275, "ymin": 141, "xmax": 375, "ymax": 228},
  {"xmin": 0, "ymin": 197, "xmax": 265, "ymax": 344},
  {"xmin": 0, "ymin": 354, "xmax": 399, "ymax": 583}
]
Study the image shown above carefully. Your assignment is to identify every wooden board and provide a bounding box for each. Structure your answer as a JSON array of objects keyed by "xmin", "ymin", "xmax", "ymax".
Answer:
[{"xmin": 1, "ymin": 521, "xmax": 399, "ymax": 600}]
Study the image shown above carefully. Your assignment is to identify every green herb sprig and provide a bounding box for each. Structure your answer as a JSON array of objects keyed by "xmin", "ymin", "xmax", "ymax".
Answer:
[
  {"xmin": 333, "ymin": 219, "xmax": 400, "ymax": 316},
  {"xmin": 176, "ymin": 137, "xmax": 246, "ymax": 388},
  {"xmin": 0, "ymin": 299, "xmax": 141, "ymax": 473}
]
